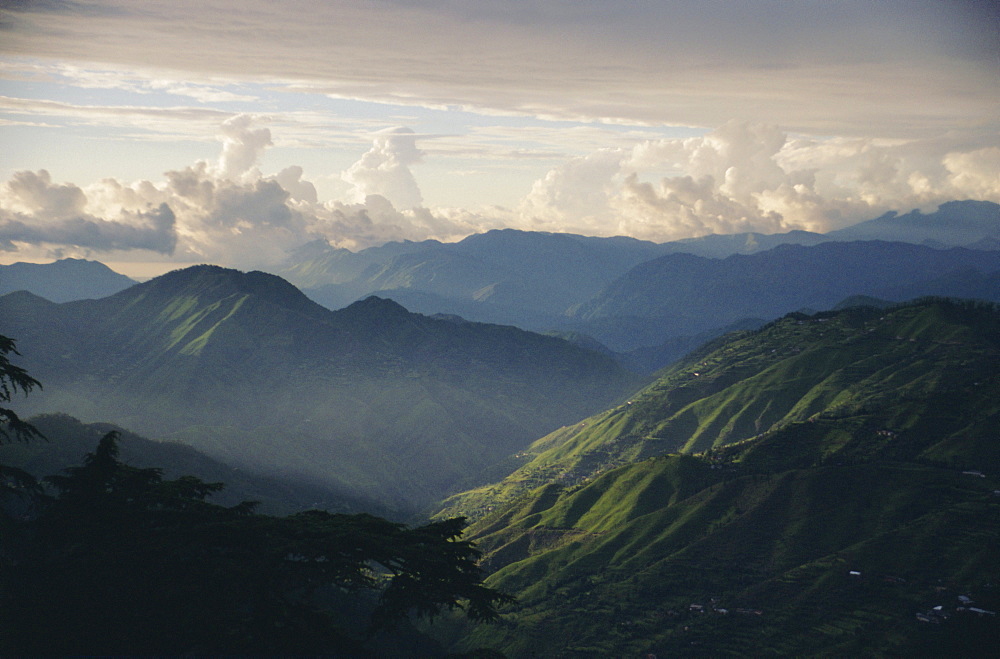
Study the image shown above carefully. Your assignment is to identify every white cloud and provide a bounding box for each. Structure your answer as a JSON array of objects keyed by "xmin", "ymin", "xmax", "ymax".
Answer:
[
  {"xmin": 518, "ymin": 148, "xmax": 625, "ymax": 232},
  {"xmin": 0, "ymin": 94, "xmax": 232, "ymax": 138},
  {"xmin": 0, "ymin": 170, "xmax": 176, "ymax": 254},
  {"xmin": 274, "ymin": 166, "xmax": 317, "ymax": 204},
  {"xmin": 341, "ymin": 127, "xmax": 424, "ymax": 209},
  {"xmin": 944, "ymin": 148, "xmax": 1000, "ymax": 200},
  {"xmin": 213, "ymin": 114, "xmax": 273, "ymax": 182},
  {"xmin": 514, "ymin": 121, "xmax": 1000, "ymax": 240},
  {"xmin": 1, "ymin": 114, "xmax": 997, "ymax": 271},
  {"xmin": 0, "ymin": 116, "xmax": 496, "ymax": 266}
]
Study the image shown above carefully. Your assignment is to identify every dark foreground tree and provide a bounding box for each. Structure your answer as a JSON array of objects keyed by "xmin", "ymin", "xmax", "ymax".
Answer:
[
  {"xmin": 2, "ymin": 431, "xmax": 512, "ymax": 656},
  {"xmin": 0, "ymin": 335, "xmax": 42, "ymax": 445},
  {"xmin": 0, "ymin": 335, "xmax": 43, "ymax": 495}
]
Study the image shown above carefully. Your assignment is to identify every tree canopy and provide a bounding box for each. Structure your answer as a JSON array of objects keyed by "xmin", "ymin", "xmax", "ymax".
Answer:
[
  {"xmin": 0, "ymin": 336, "xmax": 511, "ymax": 656},
  {"xmin": 2, "ymin": 430, "xmax": 512, "ymax": 655}
]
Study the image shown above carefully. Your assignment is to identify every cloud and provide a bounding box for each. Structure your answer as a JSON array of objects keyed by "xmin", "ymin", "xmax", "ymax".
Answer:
[
  {"xmin": 2, "ymin": 169, "xmax": 87, "ymax": 220},
  {"xmin": 0, "ymin": 95, "xmax": 231, "ymax": 133},
  {"xmin": 2, "ymin": 114, "xmax": 997, "ymax": 271},
  {"xmin": 0, "ymin": 170, "xmax": 176, "ymax": 253},
  {"xmin": 341, "ymin": 127, "xmax": 424, "ymax": 209},
  {"xmin": 514, "ymin": 121, "xmax": 1000, "ymax": 240},
  {"xmin": 518, "ymin": 148, "xmax": 625, "ymax": 232},
  {"xmin": 0, "ymin": 116, "xmax": 492, "ymax": 266},
  {"xmin": 274, "ymin": 166, "xmax": 317, "ymax": 204},
  {"xmin": 0, "ymin": 205, "xmax": 176, "ymax": 254},
  {"xmin": 213, "ymin": 114, "xmax": 272, "ymax": 181},
  {"xmin": 1, "ymin": 1, "xmax": 996, "ymax": 137},
  {"xmin": 944, "ymin": 148, "xmax": 1000, "ymax": 200}
]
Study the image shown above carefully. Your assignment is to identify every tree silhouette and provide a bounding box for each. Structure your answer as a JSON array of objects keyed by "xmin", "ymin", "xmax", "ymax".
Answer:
[
  {"xmin": 3, "ymin": 431, "xmax": 512, "ymax": 655},
  {"xmin": 0, "ymin": 335, "xmax": 42, "ymax": 445},
  {"xmin": 0, "ymin": 335, "xmax": 42, "ymax": 497}
]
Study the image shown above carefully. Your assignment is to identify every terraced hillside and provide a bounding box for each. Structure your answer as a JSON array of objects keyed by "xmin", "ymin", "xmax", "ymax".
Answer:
[
  {"xmin": 438, "ymin": 298, "xmax": 1000, "ymax": 519},
  {"xmin": 434, "ymin": 299, "xmax": 1000, "ymax": 656}
]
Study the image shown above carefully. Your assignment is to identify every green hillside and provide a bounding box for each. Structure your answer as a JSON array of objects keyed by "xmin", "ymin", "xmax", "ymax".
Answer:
[
  {"xmin": 433, "ymin": 299, "xmax": 1000, "ymax": 656},
  {"xmin": 0, "ymin": 266, "xmax": 639, "ymax": 511},
  {"xmin": 438, "ymin": 298, "xmax": 1000, "ymax": 519}
]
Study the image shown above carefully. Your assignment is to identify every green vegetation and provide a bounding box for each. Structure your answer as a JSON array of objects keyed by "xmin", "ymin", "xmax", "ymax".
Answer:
[
  {"xmin": 435, "ymin": 299, "xmax": 1000, "ymax": 656},
  {"xmin": 439, "ymin": 298, "xmax": 1000, "ymax": 519},
  {"xmin": 0, "ymin": 335, "xmax": 43, "ymax": 496},
  {"xmin": 5, "ymin": 255, "xmax": 1000, "ymax": 655}
]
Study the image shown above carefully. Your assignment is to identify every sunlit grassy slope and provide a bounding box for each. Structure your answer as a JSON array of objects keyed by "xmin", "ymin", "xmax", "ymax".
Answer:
[
  {"xmin": 434, "ymin": 298, "xmax": 1000, "ymax": 656},
  {"xmin": 438, "ymin": 298, "xmax": 1000, "ymax": 519}
]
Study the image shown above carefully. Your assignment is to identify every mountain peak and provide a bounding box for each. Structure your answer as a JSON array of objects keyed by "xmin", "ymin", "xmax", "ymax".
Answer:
[{"xmin": 126, "ymin": 265, "xmax": 327, "ymax": 320}]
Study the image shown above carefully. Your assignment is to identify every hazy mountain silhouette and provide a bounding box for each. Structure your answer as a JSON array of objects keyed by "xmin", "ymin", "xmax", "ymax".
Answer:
[
  {"xmin": 0, "ymin": 265, "xmax": 638, "ymax": 510},
  {"xmin": 0, "ymin": 258, "xmax": 135, "ymax": 302},
  {"xmin": 571, "ymin": 241, "xmax": 1000, "ymax": 352},
  {"xmin": 828, "ymin": 200, "xmax": 999, "ymax": 246}
]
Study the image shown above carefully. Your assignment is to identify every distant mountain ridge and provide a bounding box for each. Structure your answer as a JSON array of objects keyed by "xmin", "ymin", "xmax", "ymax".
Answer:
[
  {"xmin": 0, "ymin": 258, "xmax": 135, "ymax": 302},
  {"xmin": 828, "ymin": 199, "xmax": 1000, "ymax": 246},
  {"xmin": 572, "ymin": 240, "xmax": 1000, "ymax": 352},
  {"xmin": 5, "ymin": 201, "xmax": 997, "ymax": 375},
  {"xmin": 0, "ymin": 265, "xmax": 639, "ymax": 510},
  {"xmin": 653, "ymin": 200, "xmax": 999, "ymax": 258},
  {"xmin": 291, "ymin": 229, "xmax": 672, "ymax": 327},
  {"xmin": 273, "ymin": 201, "xmax": 1000, "ymax": 366}
]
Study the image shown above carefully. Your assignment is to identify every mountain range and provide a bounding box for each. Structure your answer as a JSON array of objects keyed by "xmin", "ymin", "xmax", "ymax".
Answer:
[
  {"xmin": 0, "ymin": 265, "xmax": 637, "ymax": 511},
  {"xmin": 281, "ymin": 201, "xmax": 999, "ymax": 364},
  {"xmin": 2, "ymin": 200, "xmax": 999, "ymax": 654},
  {"xmin": 434, "ymin": 298, "xmax": 1000, "ymax": 656},
  {"xmin": 570, "ymin": 241, "xmax": 1000, "ymax": 353},
  {"xmin": 5, "ymin": 202, "xmax": 998, "ymax": 374}
]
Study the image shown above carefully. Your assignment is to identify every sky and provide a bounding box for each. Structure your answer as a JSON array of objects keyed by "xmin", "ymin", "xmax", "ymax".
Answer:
[{"xmin": 1, "ymin": 0, "xmax": 998, "ymax": 277}]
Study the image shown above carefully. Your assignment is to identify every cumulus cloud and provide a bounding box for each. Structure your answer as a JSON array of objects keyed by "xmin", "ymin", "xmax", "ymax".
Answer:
[
  {"xmin": 2, "ymin": 114, "xmax": 997, "ymax": 271},
  {"xmin": 0, "ymin": 116, "xmax": 492, "ymax": 267},
  {"xmin": 0, "ymin": 170, "xmax": 176, "ymax": 254},
  {"xmin": 944, "ymin": 148, "xmax": 1000, "ymax": 200},
  {"xmin": 274, "ymin": 166, "xmax": 317, "ymax": 204},
  {"xmin": 518, "ymin": 148, "xmax": 625, "ymax": 233},
  {"xmin": 213, "ymin": 114, "xmax": 273, "ymax": 182},
  {"xmin": 341, "ymin": 127, "xmax": 424, "ymax": 209},
  {"xmin": 0, "ymin": 115, "xmax": 304, "ymax": 266},
  {"xmin": 515, "ymin": 121, "xmax": 1000, "ymax": 241}
]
